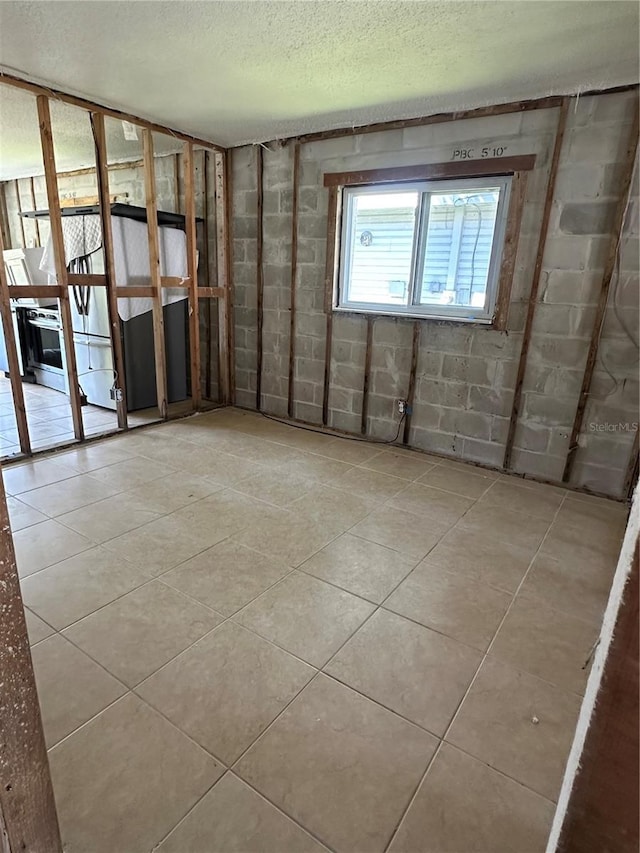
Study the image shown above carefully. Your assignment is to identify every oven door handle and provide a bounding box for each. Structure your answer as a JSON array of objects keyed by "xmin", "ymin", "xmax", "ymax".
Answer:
[{"xmin": 27, "ymin": 319, "xmax": 62, "ymax": 331}]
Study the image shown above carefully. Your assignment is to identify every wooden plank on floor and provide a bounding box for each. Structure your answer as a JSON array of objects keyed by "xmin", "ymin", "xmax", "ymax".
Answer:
[
  {"xmin": 0, "ymin": 473, "xmax": 62, "ymax": 852},
  {"xmin": 563, "ymin": 106, "xmax": 640, "ymax": 483},
  {"xmin": 503, "ymin": 97, "xmax": 569, "ymax": 471},
  {"xmin": 37, "ymin": 95, "xmax": 85, "ymax": 441},
  {"xmin": 184, "ymin": 141, "xmax": 201, "ymax": 410},
  {"xmin": 142, "ymin": 128, "xmax": 169, "ymax": 420}
]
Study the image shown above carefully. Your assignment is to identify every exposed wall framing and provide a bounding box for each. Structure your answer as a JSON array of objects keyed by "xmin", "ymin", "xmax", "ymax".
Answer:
[
  {"xmin": 562, "ymin": 104, "xmax": 640, "ymax": 483},
  {"xmin": 256, "ymin": 145, "xmax": 264, "ymax": 410},
  {"xmin": 503, "ymin": 98, "xmax": 570, "ymax": 470},
  {"xmin": 237, "ymin": 84, "xmax": 639, "ymax": 500},
  {"xmin": 287, "ymin": 141, "xmax": 301, "ymax": 417},
  {"xmin": 0, "ymin": 73, "xmax": 230, "ymax": 461}
]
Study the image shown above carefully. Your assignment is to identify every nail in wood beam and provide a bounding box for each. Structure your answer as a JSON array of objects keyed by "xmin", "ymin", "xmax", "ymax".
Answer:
[
  {"xmin": 0, "ymin": 473, "xmax": 62, "ymax": 852},
  {"xmin": 142, "ymin": 129, "xmax": 169, "ymax": 420},
  {"xmin": 322, "ymin": 186, "xmax": 339, "ymax": 426},
  {"xmin": 403, "ymin": 321, "xmax": 421, "ymax": 445},
  {"xmin": 37, "ymin": 95, "xmax": 85, "ymax": 441},
  {"xmin": 256, "ymin": 146, "xmax": 264, "ymax": 411},
  {"xmin": 0, "ymin": 225, "xmax": 30, "ymax": 454},
  {"xmin": 91, "ymin": 112, "xmax": 128, "ymax": 430},
  {"xmin": 361, "ymin": 317, "xmax": 374, "ymax": 435},
  {"xmin": 184, "ymin": 142, "xmax": 201, "ymax": 410},
  {"xmin": 287, "ymin": 141, "xmax": 301, "ymax": 418},
  {"xmin": 503, "ymin": 97, "xmax": 569, "ymax": 471},
  {"xmin": 563, "ymin": 108, "xmax": 639, "ymax": 483},
  {"xmin": 214, "ymin": 152, "xmax": 231, "ymax": 404}
]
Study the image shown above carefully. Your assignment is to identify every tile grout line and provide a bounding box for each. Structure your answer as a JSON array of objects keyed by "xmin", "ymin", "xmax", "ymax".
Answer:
[{"xmin": 382, "ymin": 489, "xmax": 570, "ymax": 852}]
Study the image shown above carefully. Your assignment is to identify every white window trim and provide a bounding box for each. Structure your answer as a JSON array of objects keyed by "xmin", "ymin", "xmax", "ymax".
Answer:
[{"xmin": 335, "ymin": 176, "xmax": 512, "ymax": 323}]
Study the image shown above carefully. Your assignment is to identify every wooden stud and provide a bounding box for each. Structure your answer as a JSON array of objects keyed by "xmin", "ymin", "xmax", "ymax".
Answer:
[
  {"xmin": 142, "ymin": 128, "xmax": 169, "ymax": 420},
  {"xmin": 256, "ymin": 146, "xmax": 264, "ymax": 411},
  {"xmin": 361, "ymin": 317, "xmax": 374, "ymax": 435},
  {"xmin": 37, "ymin": 95, "xmax": 85, "ymax": 441},
  {"xmin": 91, "ymin": 111, "xmax": 128, "ymax": 430},
  {"xmin": 174, "ymin": 152, "xmax": 181, "ymax": 215},
  {"xmin": 403, "ymin": 322, "xmax": 421, "ymax": 445},
  {"xmin": 214, "ymin": 152, "xmax": 231, "ymax": 404},
  {"xmin": 322, "ymin": 186, "xmax": 339, "ymax": 426},
  {"xmin": 503, "ymin": 98, "xmax": 570, "ymax": 471},
  {"xmin": 0, "ymin": 71, "xmax": 225, "ymax": 152},
  {"xmin": 287, "ymin": 141, "xmax": 301, "ymax": 418},
  {"xmin": 29, "ymin": 178, "xmax": 42, "ymax": 246},
  {"xmin": 202, "ymin": 150, "xmax": 213, "ymax": 400},
  {"xmin": 115, "ymin": 286, "xmax": 155, "ymax": 298},
  {"xmin": 14, "ymin": 181, "xmax": 27, "ymax": 247},
  {"xmin": 0, "ymin": 184, "xmax": 11, "ymax": 250},
  {"xmin": 323, "ymin": 155, "xmax": 536, "ymax": 187},
  {"xmin": 493, "ymin": 170, "xmax": 529, "ymax": 330},
  {"xmin": 184, "ymin": 141, "xmax": 201, "ymax": 410},
  {"xmin": 0, "ymin": 225, "xmax": 30, "ymax": 455},
  {"xmin": 562, "ymin": 108, "xmax": 639, "ymax": 483},
  {"xmin": 7, "ymin": 285, "xmax": 63, "ymax": 299},
  {"xmin": 0, "ymin": 473, "xmax": 62, "ymax": 852},
  {"xmin": 197, "ymin": 287, "xmax": 225, "ymax": 298}
]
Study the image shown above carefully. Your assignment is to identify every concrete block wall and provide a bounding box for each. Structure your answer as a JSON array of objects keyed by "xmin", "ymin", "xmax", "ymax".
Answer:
[
  {"xmin": 512, "ymin": 91, "xmax": 637, "ymax": 491},
  {"xmin": 229, "ymin": 89, "xmax": 638, "ymax": 498}
]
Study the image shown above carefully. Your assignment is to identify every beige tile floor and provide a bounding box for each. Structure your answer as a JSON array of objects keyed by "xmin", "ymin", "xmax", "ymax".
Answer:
[
  {"xmin": 8, "ymin": 406, "xmax": 628, "ymax": 853},
  {"xmin": 0, "ymin": 375, "xmax": 159, "ymax": 458}
]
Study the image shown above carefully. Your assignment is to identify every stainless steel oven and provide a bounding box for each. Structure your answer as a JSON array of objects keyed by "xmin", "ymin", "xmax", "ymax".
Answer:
[{"xmin": 23, "ymin": 307, "xmax": 68, "ymax": 393}]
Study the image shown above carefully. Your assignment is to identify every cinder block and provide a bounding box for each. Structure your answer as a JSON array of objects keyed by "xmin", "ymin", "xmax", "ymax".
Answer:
[
  {"xmin": 468, "ymin": 385, "xmax": 512, "ymax": 417},
  {"xmin": 332, "ymin": 362, "xmax": 364, "ymax": 390},
  {"xmin": 416, "ymin": 349, "xmax": 443, "ymax": 377},
  {"xmin": 370, "ymin": 345, "xmax": 412, "ymax": 375},
  {"xmin": 298, "ymin": 214, "xmax": 328, "ymax": 240},
  {"xmin": 554, "ymin": 165, "xmax": 607, "ymax": 202},
  {"xmin": 515, "ymin": 422, "xmax": 551, "ymax": 453},
  {"xmin": 330, "ymin": 409, "xmax": 362, "ymax": 434},
  {"xmin": 295, "ymin": 312, "xmax": 326, "ymax": 338},
  {"xmin": 567, "ymin": 124, "xmax": 628, "ymax": 165},
  {"xmin": 469, "ymin": 330, "xmax": 520, "ymax": 359},
  {"xmin": 293, "ymin": 401, "xmax": 323, "ymax": 424},
  {"xmin": 461, "ymin": 438, "xmax": 505, "ymax": 468},
  {"xmin": 528, "ymin": 336, "xmax": 588, "ymax": 369},
  {"xmin": 441, "ymin": 355, "xmax": 495, "ymax": 386},
  {"xmin": 233, "ymin": 216, "xmax": 257, "ymax": 240},
  {"xmin": 402, "ymin": 112, "xmax": 523, "ymax": 149},
  {"xmin": 264, "ymin": 214, "xmax": 291, "ymax": 242},
  {"xmin": 297, "ymin": 263, "xmax": 325, "ymax": 290},
  {"xmin": 301, "ymin": 136, "xmax": 356, "ymax": 161},
  {"xmin": 540, "ymin": 270, "xmax": 601, "ymax": 306},
  {"xmin": 235, "ymin": 388, "xmax": 256, "ymax": 409},
  {"xmin": 295, "ymin": 357, "xmax": 325, "ymax": 384},
  {"xmin": 261, "ymin": 394, "xmax": 288, "ymax": 417},
  {"xmin": 560, "ymin": 202, "xmax": 617, "ymax": 235},
  {"xmin": 510, "ymin": 447, "xmax": 564, "ymax": 481},
  {"xmin": 542, "ymin": 236, "xmax": 591, "ymax": 271},
  {"xmin": 523, "ymin": 392, "xmax": 577, "ymax": 426},
  {"xmin": 440, "ymin": 408, "xmax": 492, "ymax": 440},
  {"xmin": 328, "ymin": 386, "xmax": 354, "ymax": 413},
  {"xmin": 411, "ymin": 427, "xmax": 462, "ymax": 457},
  {"xmin": 570, "ymin": 460, "xmax": 625, "ymax": 499},
  {"xmin": 416, "ymin": 378, "xmax": 466, "ymax": 408},
  {"xmin": 410, "ymin": 402, "xmax": 441, "ymax": 430},
  {"xmin": 355, "ymin": 129, "xmax": 404, "ymax": 154},
  {"xmin": 371, "ymin": 369, "xmax": 404, "ymax": 398}
]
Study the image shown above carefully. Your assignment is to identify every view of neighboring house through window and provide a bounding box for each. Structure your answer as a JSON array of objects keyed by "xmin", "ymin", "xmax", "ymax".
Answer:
[{"xmin": 337, "ymin": 175, "xmax": 511, "ymax": 322}]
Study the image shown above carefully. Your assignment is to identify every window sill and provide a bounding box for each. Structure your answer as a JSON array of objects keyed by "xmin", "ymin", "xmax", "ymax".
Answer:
[{"xmin": 333, "ymin": 305, "xmax": 495, "ymax": 325}]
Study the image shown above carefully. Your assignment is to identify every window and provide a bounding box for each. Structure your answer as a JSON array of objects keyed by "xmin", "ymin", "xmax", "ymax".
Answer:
[{"xmin": 337, "ymin": 176, "xmax": 512, "ymax": 322}]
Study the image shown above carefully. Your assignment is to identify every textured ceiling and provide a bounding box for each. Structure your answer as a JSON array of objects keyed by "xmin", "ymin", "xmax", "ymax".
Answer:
[{"xmin": 0, "ymin": 0, "xmax": 638, "ymax": 176}]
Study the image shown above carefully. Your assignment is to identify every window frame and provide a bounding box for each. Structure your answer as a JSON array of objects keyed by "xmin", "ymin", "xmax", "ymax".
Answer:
[
  {"xmin": 337, "ymin": 176, "xmax": 512, "ymax": 323},
  {"xmin": 324, "ymin": 157, "xmax": 535, "ymax": 329}
]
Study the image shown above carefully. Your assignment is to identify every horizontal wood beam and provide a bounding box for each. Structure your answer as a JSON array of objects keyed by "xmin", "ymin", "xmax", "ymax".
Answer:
[
  {"xmin": 0, "ymin": 72, "xmax": 225, "ymax": 152},
  {"xmin": 324, "ymin": 155, "xmax": 536, "ymax": 187},
  {"xmin": 115, "ymin": 286, "xmax": 155, "ymax": 298},
  {"xmin": 198, "ymin": 286, "xmax": 225, "ymax": 298},
  {"xmin": 7, "ymin": 285, "xmax": 63, "ymax": 298}
]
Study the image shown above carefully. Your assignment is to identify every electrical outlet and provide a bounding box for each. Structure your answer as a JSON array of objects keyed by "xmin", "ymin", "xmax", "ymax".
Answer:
[{"xmin": 397, "ymin": 399, "xmax": 407, "ymax": 415}]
